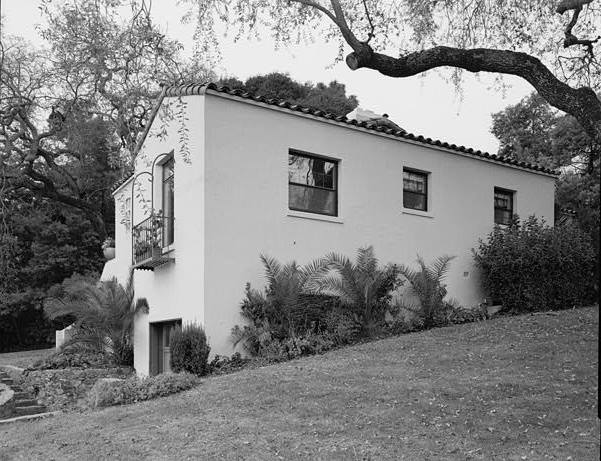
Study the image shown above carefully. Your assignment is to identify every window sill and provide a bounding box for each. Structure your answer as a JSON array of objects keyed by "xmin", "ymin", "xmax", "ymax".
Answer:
[
  {"xmin": 286, "ymin": 210, "xmax": 343, "ymax": 224},
  {"xmin": 402, "ymin": 208, "xmax": 434, "ymax": 219}
]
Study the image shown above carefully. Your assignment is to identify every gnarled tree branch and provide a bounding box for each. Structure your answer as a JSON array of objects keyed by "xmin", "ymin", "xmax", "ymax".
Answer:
[
  {"xmin": 345, "ymin": 44, "xmax": 601, "ymax": 141},
  {"xmin": 300, "ymin": 0, "xmax": 601, "ymax": 143}
]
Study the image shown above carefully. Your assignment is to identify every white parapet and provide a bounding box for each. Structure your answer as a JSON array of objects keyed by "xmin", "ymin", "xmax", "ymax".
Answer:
[{"xmin": 55, "ymin": 325, "xmax": 74, "ymax": 350}]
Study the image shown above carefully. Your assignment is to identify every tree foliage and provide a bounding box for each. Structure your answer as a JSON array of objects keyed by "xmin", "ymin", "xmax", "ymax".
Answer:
[
  {"xmin": 0, "ymin": 192, "xmax": 104, "ymax": 352},
  {"xmin": 491, "ymin": 92, "xmax": 599, "ymax": 264},
  {"xmin": 0, "ymin": 0, "xmax": 210, "ymax": 238},
  {"xmin": 492, "ymin": 93, "xmax": 597, "ymax": 171},
  {"xmin": 185, "ymin": 0, "xmax": 601, "ymax": 141},
  {"xmin": 218, "ymin": 72, "xmax": 358, "ymax": 116}
]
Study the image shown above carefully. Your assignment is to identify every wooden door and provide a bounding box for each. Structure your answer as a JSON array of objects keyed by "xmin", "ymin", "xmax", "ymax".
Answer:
[{"xmin": 149, "ymin": 320, "xmax": 181, "ymax": 375}]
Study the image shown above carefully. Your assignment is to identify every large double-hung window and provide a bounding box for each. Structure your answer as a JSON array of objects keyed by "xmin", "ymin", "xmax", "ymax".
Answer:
[
  {"xmin": 288, "ymin": 150, "xmax": 338, "ymax": 216},
  {"xmin": 403, "ymin": 168, "xmax": 428, "ymax": 211},
  {"xmin": 494, "ymin": 187, "xmax": 514, "ymax": 226}
]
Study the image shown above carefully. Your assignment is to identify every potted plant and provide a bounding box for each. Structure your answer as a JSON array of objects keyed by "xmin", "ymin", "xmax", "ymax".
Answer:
[
  {"xmin": 102, "ymin": 237, "xmax": 116, "ymax": 260},
  {"xmin": 150, "ymin": 211, "xmax": 164, "ymax": 259}
]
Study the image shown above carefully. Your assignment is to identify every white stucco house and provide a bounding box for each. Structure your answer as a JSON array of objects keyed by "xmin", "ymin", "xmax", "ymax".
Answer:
[{"xmin": 101, "ymin": 82, "xmax": 557, "ymax": 376}]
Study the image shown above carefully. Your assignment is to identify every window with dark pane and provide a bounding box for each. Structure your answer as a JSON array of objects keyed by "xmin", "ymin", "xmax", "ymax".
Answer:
[
  {"xmin": 403, "ymin": 168, "xmax": 428, "ymax": 211},
  {"xmin": 162, "ymin": 157, "xmax": 174, "ymax": 245},
  {"xmin": 288, "ymin": 150, "xmax": 338, "ymax": 216},
  {"xmin": 494, "ymin": 188, "xmax": 513, "ymax": 225}
]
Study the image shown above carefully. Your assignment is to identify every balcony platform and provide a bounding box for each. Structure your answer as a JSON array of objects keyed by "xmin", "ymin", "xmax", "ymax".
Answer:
[{"xmin": 133, "ymin": 254, "xmax": 174, "ymax": 271}]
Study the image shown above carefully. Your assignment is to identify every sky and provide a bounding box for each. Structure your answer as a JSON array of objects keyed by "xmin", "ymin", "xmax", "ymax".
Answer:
[{"xmin": 1, "ymin": 0, "xmax": 537, "ymax": 154}]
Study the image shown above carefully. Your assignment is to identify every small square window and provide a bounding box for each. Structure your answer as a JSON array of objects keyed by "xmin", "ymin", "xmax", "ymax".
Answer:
[
  {"xmin": 403, "ymin": 168, "xmax": 428, "ymax": 211},
  {"xmin": 288, "ymin": 150, "xmax": 338, "ymax": 216},
  {"xmin": 494, "ymin": 188, "xmax": 514, "ymax": 225}
]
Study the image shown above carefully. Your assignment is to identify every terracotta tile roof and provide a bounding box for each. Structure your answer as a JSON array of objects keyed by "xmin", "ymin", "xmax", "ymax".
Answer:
[{"xmin": 113, "ymin": 81, "xmax": 559, "ymax": 192}]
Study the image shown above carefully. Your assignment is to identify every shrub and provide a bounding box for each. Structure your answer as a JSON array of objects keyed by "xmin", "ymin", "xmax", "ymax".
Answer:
[
  {"xmin": 233, "ymin": 248, "xmax": 401, "ymax": 356},
  {"xmin": 88, "ymin": 372, "xmax": 200, "ymax": 408},
  {"xmin": 29, "ymin": 349, "xmax": 113, "ymax": 371},
  {"xmin": 474, "ymin": 216, "xmax": 596, "ymax": 313},
  {"xmin": 170, "ymin": 323, "xmax": 211, "ymax": 376},
  {"xmin": 322, "ymin": 308, "xmax": 361, "ymax": 345},
  {"xmin": 433, "ymin": 303, "xmax": 489, "ymax": 326},
  {"xmin": 254, "ymin": 331, "xmax": 336, "ymax": 362},
  {"xmin": 397, "ymin": 255, "xmax": 457, "ymax": 329},
  {"xmin": 208, "ymin": 352, "xmax": 250, "ymax": 375},
  {"xmin": 231, "ymin": 254, "xmax": 334, "ymax": 355},
  {"xmin": 316, "ymin": 246, "xmax": 402, "ymax": 336}
]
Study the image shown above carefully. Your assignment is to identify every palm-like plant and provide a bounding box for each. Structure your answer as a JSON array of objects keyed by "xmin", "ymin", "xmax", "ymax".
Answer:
[
  {"xmin": 397, "ymin": 255, "xmax": 456, "ymax": 329},
  {"xmin": 316, "ymin": 246, "xmax": 400, "ymax": 336},
  {"xmin": 44, "ymin": 271, "xmax": 148, "ymax": 366},
  {"xmin": 232, "ymin": 255, "xmax": 330, "ymax": 354}
]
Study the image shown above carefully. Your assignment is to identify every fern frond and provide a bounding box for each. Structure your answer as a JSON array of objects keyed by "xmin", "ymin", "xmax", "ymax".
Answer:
[
  {"xmin": 356, "ymin": 246, "xmax": 377, "ymax": 275},
  {"xmin": 260, "ymin": 254, "xmax": 282, "ymax": 289},
  {"xmin": 429, "ymin": 255, "xmax": 456, "ymax": 281}
]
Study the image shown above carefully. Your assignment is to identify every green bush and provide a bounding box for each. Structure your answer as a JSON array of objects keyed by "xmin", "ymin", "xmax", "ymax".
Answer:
[
  {"xmin": 255, "ymin": 331, "xmax": 336, "ymax": 362},
  {"xmin": 88, "ymin": 372, "xmax": 201, "ymax": 408},
  {"xmin": 233, "ymin": 248, "xmax": 402, "ymax": 357},
  {"xmin": 474, "ymin": 216, "xmax": 596, "ymax": 313},
  {"xmin": 170, "ymin": 323, "xmax": 211, "ymax": 376},
  {"xmin": 397, "ymin": 255, "xmax": 457, "ymax": 329},
  {"xmin": 317, "ymin": 247, "xmax": 402, "ymax": 336},
  {"xmin": 29, "ymin": 349, "xmax": 113, "ymax": 370},
  {"xmin": 208, "ymin": 352, "xmax": 250, "ymax": 375},
  {"xmin": 322, "ymin": 308, "xmax": 361, "ymax": 345}
]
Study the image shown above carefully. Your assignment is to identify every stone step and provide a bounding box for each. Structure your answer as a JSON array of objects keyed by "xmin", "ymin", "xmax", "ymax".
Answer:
[
  {"xmin": 14, "ymin": 399, "xmax": 38, "ymax": 407},
  {"xmin": 15, "ymin": 405, "xmax": 47, "ymax": 417},
  {"xmin": 0, "ymin": 378, "xmax": 14, "ymax": 385},
  {"xmin": 13, "ymin": 392, "xmax": 30, "ymax": 400}
]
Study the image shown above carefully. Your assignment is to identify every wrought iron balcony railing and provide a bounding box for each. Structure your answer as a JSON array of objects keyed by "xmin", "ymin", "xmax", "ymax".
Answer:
[{"xmin": 132, "ymin": 214, "xmax": 174, "ymax": 270}]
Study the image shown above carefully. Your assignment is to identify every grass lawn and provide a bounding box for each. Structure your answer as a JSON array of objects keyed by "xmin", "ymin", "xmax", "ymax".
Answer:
[
  {"xmin": 0, "ymin": 348, "xmax": 54, "ymax": 369},
  {"xmin": 1, "ymin": 307, "xmax": 598, "ymax": 460}
]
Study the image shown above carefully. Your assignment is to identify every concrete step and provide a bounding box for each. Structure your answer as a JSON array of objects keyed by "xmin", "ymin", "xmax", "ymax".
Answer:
[
  {"xmin": 13, "ymin": 391, "xmax": 30, "ymax": 400},
  {"xmin": 15, "ymin": 405, "xmax": 47, "ymax": 417},
  {"xmin": 0, "ymin": 378, "xmax": 14, "ymax": 385},
  {"xmin": 14, "ymin": 399, "xmax": 38, "ymax": 407}
]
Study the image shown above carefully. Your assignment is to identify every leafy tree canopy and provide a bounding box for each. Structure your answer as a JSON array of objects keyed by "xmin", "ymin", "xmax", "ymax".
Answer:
[
  {"xmin": 184, "ymin": 0, "xmax": 601, "ymax": 141},
  {"xmin": 491, "ymin": 93, "xmax": 599, "ymax": 263},
  {"xmin": 0, "ymin": 191, "xmax": 104, "ymax": 351},
  {"xmin": 492, "ymin": 93, "xmax": 597, "ymax": 172},
  {"xmin": 1, "ymin": 0, "xmax": 211, "ymax": 238},
  {"xmin": 218, "ymin": 72, "xmax": 359, "ymax": 116}
]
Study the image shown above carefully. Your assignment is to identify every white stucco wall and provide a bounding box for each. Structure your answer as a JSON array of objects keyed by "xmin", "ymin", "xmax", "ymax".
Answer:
[
  {"xmin": 108, "ymin": 95, "xmax": 206, "ymax": 376},
  {"xmin": 201, "ymin": 94, "xmax": 555, "ymax": 357},
  {"xmin": 108, "ymin": 90, "xmax": 555, "ymax": 375}
]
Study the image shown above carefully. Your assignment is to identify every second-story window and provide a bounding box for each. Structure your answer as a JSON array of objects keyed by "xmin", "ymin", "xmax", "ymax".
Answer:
[
  {"xmin": 403, "ymin": 168, "xmax": 428, "ymax": 211},
  {"xmin": 494, "ymin": 187, "xmax": 514, "ymax": 226},
  {"xmin": 162, "ymin": 158, "xmax": 174, "ymax": 245},
  {"xmin": 288, "ymin": 150, "xmax": 338, "ymax": 216}
]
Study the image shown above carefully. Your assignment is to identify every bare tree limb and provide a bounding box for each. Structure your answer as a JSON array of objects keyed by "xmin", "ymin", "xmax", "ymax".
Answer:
[{"xmin": 557, "ymin": 0, "xmax": 600, "ymax": 53}]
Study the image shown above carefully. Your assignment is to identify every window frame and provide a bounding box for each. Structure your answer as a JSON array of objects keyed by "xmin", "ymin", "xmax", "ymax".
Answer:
[
  {"xmin": 288, "ymin": 149, "xmax": 339, "ymax": 217},
  {"xmin": 160, "ymin": 156, "xmax": 175, "ymax": 247},
  {"xmin": 402, "ymin": 167, "xmax": 429, "ymax": 212},
  {"xmin": 494, "ymin": 187, "xmax": 514, "ymax": 226}
]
